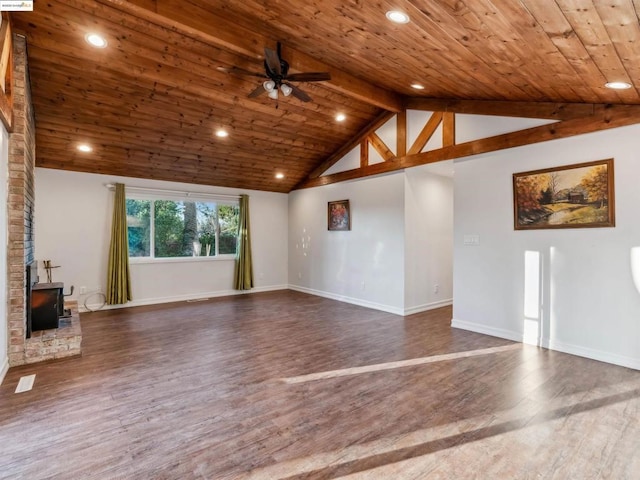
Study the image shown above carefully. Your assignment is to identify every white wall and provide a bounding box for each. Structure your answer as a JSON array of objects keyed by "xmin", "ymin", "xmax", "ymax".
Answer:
[
  {"xmin": 405, "ymin": 165, "xmax": 454, "ymax": 314},
  {"xmin": 35, "ymin": 168, "xmax": 289, "ymax": 310},
  {"xmin": 453, "ymin": 124, "xmax": 640, "ymax": 370},
  {"xmin": 0, "ymin": 123, "xmax": 8, "ymax": 383},
  {"xmin": 288, "ymin": 173, "xmax": 406, "ymax": 314}
]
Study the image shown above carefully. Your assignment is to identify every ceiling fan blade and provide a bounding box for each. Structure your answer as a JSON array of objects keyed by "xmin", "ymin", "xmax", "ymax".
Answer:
[
  {"xmin": 288, "ymin": 83, "xmax": 312, "ymax": 102},
  {"xmin": 285, "ymin": 72, "xmax": 331, "ymax": 82},
  {"xmin": 217, "ymin": 66, "xmax": 266, "ymax": 78},
  {"xmin": 248, "ymin": 84, "xmax": 266, "ymax": 98},
  {"xmin": 264, "ymin": 47, "xmax": 282, "ymax": 76}
]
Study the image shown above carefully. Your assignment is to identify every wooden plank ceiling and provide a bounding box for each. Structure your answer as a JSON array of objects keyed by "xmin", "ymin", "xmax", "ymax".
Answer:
[{"xmin": 11, "ymin": 0, "xmax": 640, "ymax": 193}]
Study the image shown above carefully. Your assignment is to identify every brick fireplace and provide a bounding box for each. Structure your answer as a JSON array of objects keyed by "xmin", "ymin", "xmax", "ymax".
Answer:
[{"xmin": 7, "ymin": 34, "xmax": 81, "ymax": 366}]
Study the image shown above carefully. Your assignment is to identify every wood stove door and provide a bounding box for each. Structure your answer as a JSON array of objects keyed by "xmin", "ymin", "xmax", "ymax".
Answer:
[{"xmin": 31, "ymin": 288, "xmax": 61, "ymax": 331}]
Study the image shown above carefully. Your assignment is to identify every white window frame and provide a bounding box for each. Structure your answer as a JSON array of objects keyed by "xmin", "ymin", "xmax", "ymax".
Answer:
[{"xmin": 125, "ymin": 188, "xmax": 240, "ymax": 264}]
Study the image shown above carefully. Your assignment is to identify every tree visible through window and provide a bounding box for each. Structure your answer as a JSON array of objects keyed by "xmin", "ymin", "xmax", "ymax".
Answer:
[{"xmin": 126, "ymin": 198, "xmax": 239, "ymax": 258}]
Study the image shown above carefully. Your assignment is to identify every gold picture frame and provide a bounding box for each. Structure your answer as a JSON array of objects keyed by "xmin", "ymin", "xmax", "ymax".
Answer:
[
  {"xmin": 328, "ymin": 199, "xmax": 351, "ymax": 231},
  {"xmin": 513, "ymin": 158, "xmax": 615, "ymax": 230}
]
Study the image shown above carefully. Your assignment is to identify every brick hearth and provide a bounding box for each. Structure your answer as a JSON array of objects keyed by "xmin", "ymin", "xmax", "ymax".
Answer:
[{"xmin": 24, "ymin": 301, "xmax": 82, "ymax": 364}]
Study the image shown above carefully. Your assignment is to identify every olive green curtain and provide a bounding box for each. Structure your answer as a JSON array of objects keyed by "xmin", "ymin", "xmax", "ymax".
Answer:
[
  {"xmin": 234, "ymin": 194, "xmax": 254, "ymax": 290},
  {"xmin": 106, "ymin": 183, "xmax": 132, "ymax": 305}
]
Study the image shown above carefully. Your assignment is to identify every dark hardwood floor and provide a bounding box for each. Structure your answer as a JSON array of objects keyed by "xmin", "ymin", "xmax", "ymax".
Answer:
[{"xmin": 1, "ymin": 290, "xmax": 639, "ymax": 479}]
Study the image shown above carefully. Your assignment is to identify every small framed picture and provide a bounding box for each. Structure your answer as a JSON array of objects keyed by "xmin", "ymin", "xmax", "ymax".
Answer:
[{"xmin": 328, "ymin": 199, "xmax": 351, "ymax": 231}]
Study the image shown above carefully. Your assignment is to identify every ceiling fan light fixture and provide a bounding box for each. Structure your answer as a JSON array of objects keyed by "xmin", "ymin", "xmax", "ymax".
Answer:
[
  {"xmin": 268, "ymin": 89, "xmax": 279, "ymax": 100},
  {"xmin": 605, "ymin": 81, "xmax": 632, "ymax": 90},
  {"xmin": 263, "ymin": 80, "xmax": 276, "ymax": 92},
  {"xmin": 386, "ymin": 10, "xmax": 410, "ymax": 24},
  {"xmin": 85, "ymin": 33, "xmax": 108, "ymax": 48},
  {"xmin": 280, "ymin": 83, "xmax": 293, "ymax": 96}
]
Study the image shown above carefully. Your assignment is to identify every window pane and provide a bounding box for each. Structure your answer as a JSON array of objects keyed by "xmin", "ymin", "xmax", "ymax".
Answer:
[
  {"xmin": 154, "ymin": 200, "xmax": 191, "ymax": 257},
  {"xmin": 126, "ymin": 199, "xmax": 151, "ymax": 257},
  {"xmin": 219, "ymin": 204, "xmax": 239, "ymax": 255},
  {"xmin": 196, "ymin": 202, "xmax": 217, "ymax": 256}
]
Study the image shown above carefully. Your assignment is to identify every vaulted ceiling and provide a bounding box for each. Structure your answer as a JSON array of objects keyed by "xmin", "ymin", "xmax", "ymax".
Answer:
[{"xmin": 11, "ymin": 0, "xmax": 640, "ymax": 193}]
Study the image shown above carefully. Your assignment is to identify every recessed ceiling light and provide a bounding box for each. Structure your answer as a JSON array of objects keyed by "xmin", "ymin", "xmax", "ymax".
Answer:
[
  {"xmin": 386, "ymin": 10, "xmax": 410, "ymax": 24},
  {"xmin": 605, "ymin": 81, "xmax": 632, "ymax": 90},
  {"xmin": 215, "ymin": 129, "xmax": 229, "ymax": 138},
  {"xmin": 335, "ymin": 113, "xmax": 346, "ymax": 122},
  {"xmin": 411, "ymin": 83, "xmax": 425, "ymax": 90},
  {"xmin": 77, "ymin": 144, "xmax": 92, "ymax": 153},
  {"xmin": 275, "ymin": 172, "xmax": 285, "ymax": 179},
  {"xmin": 85, "ymin": 33, "xmax": 108, "ymax": 49}
]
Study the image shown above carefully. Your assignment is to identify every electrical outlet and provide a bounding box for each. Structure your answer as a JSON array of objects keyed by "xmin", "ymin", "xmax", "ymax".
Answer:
[
  {"xmin": 79, "ymin": 286, "xmax": 87, "ymax": 294},
  {"xmin": 361, "ymin": 281, "xmax": 366, "ymax": 290},
  {"xmin": 434, "ymin": 284, "xmax": 439, "ymax": 294},
  {"xmin": 464, "ymin": 234, "xmax": 480, "ymax": 246}
]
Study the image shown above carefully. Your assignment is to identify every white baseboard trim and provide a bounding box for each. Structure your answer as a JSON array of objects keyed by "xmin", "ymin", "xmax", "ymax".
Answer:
[
  {"xmin": 452, "ymin": 318, "xmax": 640, "ymax": 371},
  {"xmin": 288, "ymin": 285, "xmax": 404, "ymax": 316},
  {"xmin": 404, "ymin": 299, "xmax": 453, "ymax": 316},
  {"xmin": 451, "ymin": 318, "xmax": 523, "ymax": 343},
  {"xmin": 78, "ymin": 284, "xmax": 289, "ymax": 313},
  {"xmin": 0, "ymin": 356, "xmax": 9, "ymax": 385},
  {"xmin": 542, "ymin": 338, "xmax": 640, "ymax": 371}
]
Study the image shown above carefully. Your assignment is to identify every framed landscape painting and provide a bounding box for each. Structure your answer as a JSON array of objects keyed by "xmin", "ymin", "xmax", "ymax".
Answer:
[
  {"xmin": 328, "ymin": 199, "xmax": 350, "ymax": 231},
  {"xmin": 513, "ymin": 158, "xmax": 615, "ymax": 230}
]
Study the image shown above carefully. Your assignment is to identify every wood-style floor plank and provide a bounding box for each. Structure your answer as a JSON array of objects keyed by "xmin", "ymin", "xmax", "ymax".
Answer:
[{"xmin": 1, "ymin": 290, "xmax": 638, "ymax": 479}]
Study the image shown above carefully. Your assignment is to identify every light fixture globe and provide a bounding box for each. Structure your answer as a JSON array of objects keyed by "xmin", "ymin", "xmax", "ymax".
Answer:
[
  {"xmin": 280, "ymin": 83, "xmax": 293, "ymax": 97},
  {"xmin": 263, "ymin": 80, "xmax": 276, "ymax": 92},
  {"xmin": 268, "ymin": 89, "xmax": 279, "ymax": 100}
]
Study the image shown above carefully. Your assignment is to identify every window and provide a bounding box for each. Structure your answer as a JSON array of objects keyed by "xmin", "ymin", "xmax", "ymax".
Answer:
[{"xmin": 126, "ymin": 197, "xmax": 239, "ymax": 259}]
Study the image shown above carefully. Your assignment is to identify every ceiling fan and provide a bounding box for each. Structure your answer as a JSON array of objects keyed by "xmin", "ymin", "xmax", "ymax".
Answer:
[{"xmin": 219, "ymin": 42, "xmax": 331, "ymax": 104}]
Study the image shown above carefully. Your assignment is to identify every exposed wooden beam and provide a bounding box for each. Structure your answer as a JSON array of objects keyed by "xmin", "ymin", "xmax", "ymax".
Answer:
[
  {"xmin": 303, "ymin": 110, "xmax": 395, "ymax": 180},
  {"xmin": 0, "ymin": 13, "xmax": 12, "ymax": 131},
  {"xmin": 296, "ymin": 104, "xmax": 640, "ymax": 189},
  {"xmin": 396, "ymin": 110, "xmax": 407, "ymax": 158},
  {"xmin": 0, "ymin": 81, "xmax": 12, "ymax": 131},
  {"xmin": 102, "ymin": 0, "xmax": 403, "ymax": 112},
  {"xmin": 443, "ymin": 112, "xmax": 455, "ymax": 147},
  {"xmin": 368, "ymin": 132, "xmax": 395, "ymax": 162},
  {"xmin": 405, "ymin": 97, "xmax": 596, "ymax": 120},
  {"xmin": 360, "ymin": 139, "xmax": 368, "ymax": 168},
  {"xmin": 407, "ymin": 112, "xmax": 443, "ymax": 155}
]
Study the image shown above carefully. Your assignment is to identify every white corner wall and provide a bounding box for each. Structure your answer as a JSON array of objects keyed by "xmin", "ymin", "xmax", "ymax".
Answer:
[
  {"xmin": 289, "ymin": 167, "xmax": 454, "ymax": 316},
  {"xmin": 0, "ymin": 123, "xmax": 8, "ymax": 383},
  {"xmin": 405, "ymin": 165, "xmax": 454, "ymax": 314},
  {"xmin": 453, "ymin": 124, "xmax": 640, "ymax": 370},
  {"xmin": 34, "ymin": 168, "xmax": 289, "ymax": 310},
  {"xmin": 288, "ymin": 173, "xmax": 406, "ymax": 314}
]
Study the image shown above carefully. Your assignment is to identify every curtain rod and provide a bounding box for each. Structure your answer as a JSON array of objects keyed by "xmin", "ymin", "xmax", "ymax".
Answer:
[{"xmin": 105, "ymin": 183, "xmax": 241, "ymax": 200}]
